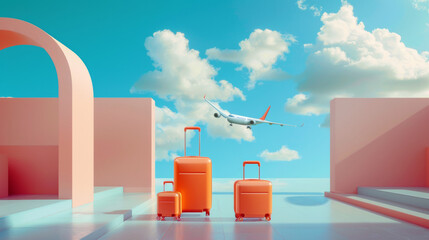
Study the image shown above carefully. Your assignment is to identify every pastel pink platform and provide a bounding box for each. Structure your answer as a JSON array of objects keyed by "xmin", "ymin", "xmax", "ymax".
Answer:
[{"xmin": 327, "ymin": 98, "xmax": 429, "ymax": 228}]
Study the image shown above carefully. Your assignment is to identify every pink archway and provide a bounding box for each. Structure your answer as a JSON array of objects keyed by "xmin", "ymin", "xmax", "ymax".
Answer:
[{"xmin": 0, "ymin": 18, "xmax": 94, "ymax": 207}]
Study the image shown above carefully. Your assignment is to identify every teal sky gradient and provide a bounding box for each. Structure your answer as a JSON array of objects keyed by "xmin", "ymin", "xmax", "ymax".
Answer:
[{"xmin": 1, "ymin": 0, "xmax": 428, "ymax": 178}]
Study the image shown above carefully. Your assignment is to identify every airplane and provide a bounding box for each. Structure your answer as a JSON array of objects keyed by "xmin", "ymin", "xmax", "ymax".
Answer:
[{"xmin": 204, "ymin": 95, "xmax": 303, "ymax": 129}]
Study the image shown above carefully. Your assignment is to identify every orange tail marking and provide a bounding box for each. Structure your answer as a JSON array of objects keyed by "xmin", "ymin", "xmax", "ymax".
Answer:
[{"xmin": 260, "ymin": 106, "xmax": 271, "ymax": 120}]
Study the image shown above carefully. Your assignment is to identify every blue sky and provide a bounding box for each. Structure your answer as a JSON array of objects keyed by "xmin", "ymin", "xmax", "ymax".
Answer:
[{"xmin": 1, "ymin": 0, "xmax": 429, "ymax": 179}]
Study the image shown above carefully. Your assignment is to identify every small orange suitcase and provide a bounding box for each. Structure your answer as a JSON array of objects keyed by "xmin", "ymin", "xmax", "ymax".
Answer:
[
  {"xmin": 157, "ymin": 181, "xmax": 182, "ymax": 221},
  {"xmin": 174, "ymin": 126, "xmax": 212, "ymax": 216},
  {"xmin": 234, "ymin": 161, "xmax": 272, "ymax": 221}
]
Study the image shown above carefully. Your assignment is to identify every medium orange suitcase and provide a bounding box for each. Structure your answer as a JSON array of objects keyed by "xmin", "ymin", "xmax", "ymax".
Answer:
[
  {"xmin": 174, "ymin": 126, "xmax": 212, "ymax": 216},
  {"xmin": 234, "ymin": 161, "xmax": 272, "ymax": 221},
  {"xmin": 157, "ymin": 181, "xmax": 182, "ymax": 221}
]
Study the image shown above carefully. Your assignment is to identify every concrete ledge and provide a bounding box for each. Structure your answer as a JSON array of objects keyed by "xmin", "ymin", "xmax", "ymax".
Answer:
[
  {"xmin": 325, "ymin": 191, "xmax": 429, "ymax": 229},
  {"xmin": 358, "ymin": 187, "xmax": 429, "ymax": 210}
]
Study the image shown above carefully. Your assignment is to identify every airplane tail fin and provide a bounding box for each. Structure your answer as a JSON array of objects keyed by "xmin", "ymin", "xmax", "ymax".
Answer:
[{"xmin": 260, "ymin": 106, "xmax": 271, "ymax": 120}]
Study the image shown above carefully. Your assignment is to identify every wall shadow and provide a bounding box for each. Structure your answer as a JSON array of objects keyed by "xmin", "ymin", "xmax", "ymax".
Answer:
[{"xmin": 335, "ymin": 104, "xmax": 429, "ymax": 193}]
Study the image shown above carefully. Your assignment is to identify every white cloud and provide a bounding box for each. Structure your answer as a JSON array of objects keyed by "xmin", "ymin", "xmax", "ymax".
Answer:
[
  {"xmin": 413, "ymin": 0, "xmax": 429, "ymax": 13},
  {"xmin": 320, "ymin": 114, "xmax": 330, "ymax": 128},
  {"xmin": 285, "ymin": 93, "xmax": 307, "ymax": 108},
  {"xmin": 132, "ymin": 30, "xmax": 244, "ymax": 101},
  {"xmin": 297, "ymin": 0, "xmax": 307, "ymax": 10},
  {"xmin": 296, "ymin": 0, "xmax": 323, "ymax": 16},
  {"xmin": 286, "ymin": 3, "xmax": 429, "ymax": 126},
  {"xmin": 259, "ymin": 146, "xmax": 300, "ymax": 162},
  {"xmin": 132, "ymin": 30, "xmax": 254, "ymax": 161},
  {"xmin": 206, "ymin": 29, "xmax": 295, "ymax": 89},
  {"xmin": 303, "ymin": 43, "xmax": 313, "ymax": 49},
  {"xmin": 310, "ymin": 5, "xmax": 322, "ymax": 16},
  {"xmin": 285, "ymin": 93, "xmax": 326, "ymax": 115}
]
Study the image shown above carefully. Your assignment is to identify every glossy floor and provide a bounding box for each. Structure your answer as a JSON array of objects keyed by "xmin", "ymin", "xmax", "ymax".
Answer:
[
  {"xmin": 0, "ymin": 187, "xmax": 151, "ymax": 240},
  {"xmin": 102, "ymin": 179, "xmax": 429, "ymax": 240}
]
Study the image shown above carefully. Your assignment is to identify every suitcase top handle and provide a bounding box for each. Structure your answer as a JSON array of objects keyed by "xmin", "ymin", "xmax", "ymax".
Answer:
[
  {"xmin": 163, "ymin": 181, "xmax": 174, "ymax": 192},
  {"xmin": 184, "ymin": 126, "xmax": 201, "ymax": 132},
  {"xmin": 243, "ymin": 161, "xmax": 261, "ymax": 180},
  {"xmin": 184, "ymin": 126, "xmax": 201, "ymax": 156}
]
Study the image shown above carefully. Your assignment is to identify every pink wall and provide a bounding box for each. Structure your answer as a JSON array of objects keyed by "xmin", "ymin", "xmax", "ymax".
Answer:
[
  {"xmin": 94, "ymin": 98, "xmax": 155, "ymax": 195},
  {"xmin": 427, "ymin": 148, "xmax": 429, "ymax": 187},
  {"xmin": 0, "ymin": 155, "xmax": 7, "ymax": 198},
  {"xmin": 1, "ymin": 18, "xmax": 94, "ymax": 207},
  {"xmin": 331, "ymin": 98, "xmax": 429, "ymax": 194},
  {"xmin": 0, "ymin": 98, "xmax": 58, "ymax": 196},
  {"xmin": 0, "ymin": 98, "xmax": 155, "ymax": 197},
  {"xmin": 0, "ymin": 98, "xmax": 58, "ymax": 146},
  {"xmin": 1, "ymin": 146, "xmax": 58, "ymax": 195}
]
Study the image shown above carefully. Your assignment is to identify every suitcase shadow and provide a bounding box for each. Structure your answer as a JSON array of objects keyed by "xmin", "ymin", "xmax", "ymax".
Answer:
[
  {"xmin": 133, "ymin": 214, "xmax": 268, "ymax": 222},
  {"xmin": 178, "ymin": 217, "xmax": 236, "ymax": 222},
  {"xmin": 237, "ymin": 218, "xmax": 268, "ymax": 222},
  {"xmin": 132, "ymin": 213, "xmax": 227, "ymax": 222},
  {"xmin": 285, "ymin": 196, "xmax": 328, "ymax": 206}
]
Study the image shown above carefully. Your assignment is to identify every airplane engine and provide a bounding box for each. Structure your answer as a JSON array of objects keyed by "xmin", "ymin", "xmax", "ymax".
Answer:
[
  {"xmin": 249, "ymin": 120, "xmax": 255, "ymax": 125},
  {"xmin": 214, "ymin": 113, "xmax": 221, "ymax": 118}
]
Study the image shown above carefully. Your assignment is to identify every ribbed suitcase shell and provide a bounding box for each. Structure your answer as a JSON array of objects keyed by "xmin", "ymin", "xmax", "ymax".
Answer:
[
  {"xmin": 174, "ymin": 127, "xmax": 212, "ymax": 215},
  {"xmin": 157, "ymin": 181, "xmax": 182, "ymax": 220},
  {"xmin": 234, "ymin": 161, "xmax": 272, "ymax": 221}
]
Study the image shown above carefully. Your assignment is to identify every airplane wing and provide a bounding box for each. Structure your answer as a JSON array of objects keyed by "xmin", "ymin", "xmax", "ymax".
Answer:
[
  {"xmin": 256, "ymin": 119, "xmax": 304, "ymax": 127},
  {"xmin": 204, "ymin": 95, "xmax": 229, "ymax": 118}
]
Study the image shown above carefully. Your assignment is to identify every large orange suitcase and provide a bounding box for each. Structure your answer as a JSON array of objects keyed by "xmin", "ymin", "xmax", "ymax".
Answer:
[
  {"xmin": 157, "ymin": 181, "xmax": 182, "ymax": 221},
  {"xmin": 234, "ymin": 161, "xmax": 272, "ymax": 221},
  {"xmin": 174, "ymin": 126, "xmax": 212, "ymax": 216}
]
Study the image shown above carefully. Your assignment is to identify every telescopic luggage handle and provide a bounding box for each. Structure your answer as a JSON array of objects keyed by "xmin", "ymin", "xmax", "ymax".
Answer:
[
  {"xmin": 163, "ymin": 181, "xmax": 174, "ymax": 192},
  {"xmin": 243, "ymin": 161, "xmax": 261, "ymax": 180},
  {"xmin": 184, "ymin": 126, "xmax": 201, "ymax": 156}
]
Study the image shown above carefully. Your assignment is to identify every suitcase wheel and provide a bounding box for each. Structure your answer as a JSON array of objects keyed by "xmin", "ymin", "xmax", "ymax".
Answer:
[
  {"xmin": 175, "ymin": 216, "xmax": 181, "ymax": 221},
  {"xmin": 265, "ymin": 214, "xmax": 271, "ymax": 221},
  {"xmin": 205, "ymin": 210, "xmax": 210, "ymax": 216},
  {"xmin": 161, "ymin": 216, "xmax": 166, "ymax": 221},
  {"xmin": 235, "ymin": 214, "xmax": 244, "ymax": 222}
]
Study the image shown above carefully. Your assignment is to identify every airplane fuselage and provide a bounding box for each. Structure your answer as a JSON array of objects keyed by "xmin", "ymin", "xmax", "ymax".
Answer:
[
  {"xmin": 226, "ymin": 114, "xmax": 259, "ymax": 126},
  {"xmin": 205, "ymin": 95, "xmax": 298, "ymax": 128}
]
